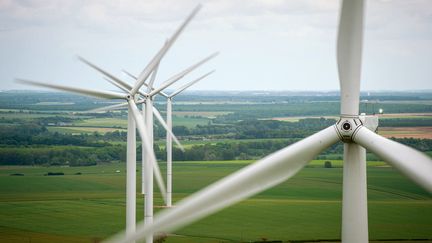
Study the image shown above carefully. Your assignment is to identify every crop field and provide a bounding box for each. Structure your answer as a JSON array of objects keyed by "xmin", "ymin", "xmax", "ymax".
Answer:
[
  {"xmin": 170, "ymin": 116, "xmax": 210, "ymax": 128},
  {"xmin": 379, "ymin": 126, "xmax": 432, "ymax": 139},
  {"xmin": 0, "ymin": 161, "xmax": 431, "ymax": 243},
  {"xmin": 379, "ymin": 113, "xmax": 432, "ymax": 119},
  {"xmin": 73, "ymin": 118, "xmax": 128, "ymax": 128}
]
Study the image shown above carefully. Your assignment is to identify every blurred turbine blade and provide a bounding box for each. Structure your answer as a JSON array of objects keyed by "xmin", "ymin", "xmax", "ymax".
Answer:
[
  {"xmin": 123, "ymin": 69, "xmax": 168, "ymax": 98},
  {"xmin": 78, "ymin": 56, "xmax": 133, "ymax": 92},
  {"xmin": 128, "ymin": 99, "xmax": 167, "ymax": 202},
  {"xmin": 170, "ymin": 70, "xmax": 215, "ymax": 97},
  {"xmin": 149, "ymin": 52, "xmax": 218, "ymax": 97},
  {"xmin": 152, "ymin": 107, "xmax": 184, "ymax": 151},
  {"xmin": 16, "ymin": 79, "xmax": 125, "ymax": 99},
  {"xmin": 105, "ymin": 126, "xmax": 339, "ymax": 243},
  {"xmin": 131, "ymin": 5, "xmax": 202, "ymax": 95},
  {"xmin": 86, "ymin": 102, "xmax": 128, "ymax": 113},
  {"xmin": 354, "ymin": 127, "xmax": 432, "ymax": 193},
  {"xmin": 104, "ymin": 77, "xmax": 129, "ymax": 93}
]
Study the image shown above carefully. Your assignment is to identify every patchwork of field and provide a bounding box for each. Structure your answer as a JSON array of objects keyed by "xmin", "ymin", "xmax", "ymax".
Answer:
[{"xmin": 0, "ymin": 161, "xmax": 431, "ymax": 243}]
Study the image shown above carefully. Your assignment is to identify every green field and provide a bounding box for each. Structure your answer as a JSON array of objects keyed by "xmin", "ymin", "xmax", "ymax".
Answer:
[{"xmin": 0, "ymin": 161, "xmax": 431, "ymax": 243}]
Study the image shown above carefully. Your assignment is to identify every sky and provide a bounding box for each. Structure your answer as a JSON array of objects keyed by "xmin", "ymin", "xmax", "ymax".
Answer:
[{"xmin": 0, "ymin": 0, "xmax": 431, "ymax": 92}]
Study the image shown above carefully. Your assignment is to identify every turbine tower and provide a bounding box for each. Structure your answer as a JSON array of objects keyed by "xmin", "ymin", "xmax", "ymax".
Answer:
[
  {"xmin": 107, "ymin": 1, "xmax": 432, "ymax": 242},
  {"xmin": 165, "ymin": 71, "xmax": 215, "ymax": 207}
]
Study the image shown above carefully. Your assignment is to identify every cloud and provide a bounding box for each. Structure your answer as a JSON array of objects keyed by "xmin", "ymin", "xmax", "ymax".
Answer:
[{"xmin": 0, "ymin": 0, "xmax": 431, "ymax": 91}]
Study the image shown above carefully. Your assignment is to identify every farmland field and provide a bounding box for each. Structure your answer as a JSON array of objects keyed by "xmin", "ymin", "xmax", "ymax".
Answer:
[
  {"xmin": 1, "ymin": 91, "xmax": 432, "ymax": 242},
  {"xmin": 379, "ymin": 126, "xmax": 432, "ymax": 139},
  {"xmin": 0, "ymin": 161, "xmax": 431, "ymax": 243}
]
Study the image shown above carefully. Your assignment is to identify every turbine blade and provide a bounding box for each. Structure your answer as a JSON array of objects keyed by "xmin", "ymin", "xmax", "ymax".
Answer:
[
  {"xmin": 105, "ymin": 126, "xmax": 339, "ymax": 243},
  {"xmin": 337, "ymin": 0, "xmax": 364, "ymax": 116},
  {"xmin": 104, "ymin": 77, "xmax": 129, "ymax": 93},
  {"xmin": 131, "ymin": 5, "xmax": 202, "ymax": 95},
  {"xmin": 78, "ymin": 56, "xmax": 134, "ymax": 92},
  {"xmin": 85, "ymin": 102, "xmax": 128, "ymax": 113},
  {"xmin": 128, "ymin": 100, "xmax": 167, "ymax": 202},
  {"xmin": 122, "ymin": 69, "xmax": 138, "ymax": 80},
  {"xmin": 147, "ymin": 62, "xmax": 160, "ymax": 93},
  {"xmin": 170, "ymin": 70, "xmax": 215, "ymax": 97},
  {"xmin": 152, "ymin": 107, "xmax": 185, "ymax": 152},
  {"xmin": 149, "ymin": 52, "xmax": 218, "ymax": 97},
  {"xmin": 16, "ymin": 79, "xmax": 125, "ymax": 99},
  {"xmin": 353, "ymin": 127, "xmax": 432, "ymax": 193},
  {"xmin": 123, "ymin": 69, "xmax": 168, "ymax": 98}
]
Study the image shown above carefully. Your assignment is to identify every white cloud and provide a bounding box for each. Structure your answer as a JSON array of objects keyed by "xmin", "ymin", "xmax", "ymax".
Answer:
[{"xmin": 0, "ymin": 0, "xmax": 431, "ymax": 91}]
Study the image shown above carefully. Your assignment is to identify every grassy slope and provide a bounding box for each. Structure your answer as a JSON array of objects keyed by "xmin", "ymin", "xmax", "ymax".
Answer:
[{"xmin": 0, "ymin": 161, "xmax": 431, "ymax": 242}]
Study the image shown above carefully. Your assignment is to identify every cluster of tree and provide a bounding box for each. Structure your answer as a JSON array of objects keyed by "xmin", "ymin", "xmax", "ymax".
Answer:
[
  {"xmin": 205, "ymin": 103, "xmax": 432, "ymax": 122},
  {"xmin": 379, "ymin": 118, "xmax": 432, "ymax": 127},
  {"xmin": 2, "ymin": 136, "xmax": 431, "ymax": 165},
  {"xmin": 154, "ymin": 118, "xmax": 336, "ymax": 140},
  {"xmin": 0, "ymin": 146, "xmax": 125, "ymax": 166},
  {"xmin": 0, "ymin": 124, "xmax": 111, "ymax": 146}
]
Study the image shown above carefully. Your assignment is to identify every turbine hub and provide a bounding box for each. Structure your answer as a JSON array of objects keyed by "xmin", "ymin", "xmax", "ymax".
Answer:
[{"xmin": 335, "ymin": 116, "xmax": 363, "ymax": 143}]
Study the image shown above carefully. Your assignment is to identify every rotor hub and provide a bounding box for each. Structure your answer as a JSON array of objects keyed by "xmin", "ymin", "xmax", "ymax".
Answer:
[{"xmin": 335, "ymin": 116, "xmax": 363, "ymax": 143}]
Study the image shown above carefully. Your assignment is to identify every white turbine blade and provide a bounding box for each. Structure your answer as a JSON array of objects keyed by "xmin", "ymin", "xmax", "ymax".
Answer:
[
  {"xmin": 152, "ymin": 107, "xmax": 185, "ymax": 152},
  {"xmin": 122, "ymin": 69, "xmax": 137, "ymax": 80},
  {"xmin": 105, "ymin": 126, "xmax": 339, "ymax": 243},
  {"xmin": 337, "ymin": 0, "xmax": 364, "ymax": 116},
  {"xmin": 170, "ymin": 70, "xmax": 215, "ymax": 97},
  {"xmin": 131, "ymin": 5, "xmax": 202, "ymax": 95},
  {"xmin": 353, "ymin": 127, "xmax": 432, "ymax": 193},
  {"xmin": 147, "ymin": 61, "xmax": 160, "ymax": 93},
  {"xmin": 149, "ymin": 52, "xmax": 218, "ymax": 97},
  {"xmin": 86, "ymin": 102, "xmax": 128, "ymax": 113},
  {"xmin": 78, "ymin": 56, "xmax": 133, "ymax": 92},
  {"xmin": 104, "ymin": 77, "xmax": 129, "ymax": 93},
  {"xmin": 16, "ymin": 79, "xmax": 126, "ymax": 99},
  {"xmin": 128, "ymin": 99, "xmax": 167, "ymax": 202},
  {"xmin": 123, "ymin": 69, "xmax": 168, "ymax": 98}
]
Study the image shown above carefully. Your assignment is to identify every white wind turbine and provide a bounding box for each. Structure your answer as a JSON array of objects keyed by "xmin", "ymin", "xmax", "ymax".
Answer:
[
  {"xmin": 81, "ymin": 51, "xmax": 218, "ymax": 195},
  {"xmin": 164, "ymin": 71, "xmax": 215, "ymax": 207},
  {"xmin": 17, "ymin": 5, "xmax": 205, "ymax": 242},
  {"xmin": 91, "ymin": 52, "xmax": 217, "ymax": 208},
  {"xmin": 107, "ymin": 1, "xmax": 432, "ymax": 243}
]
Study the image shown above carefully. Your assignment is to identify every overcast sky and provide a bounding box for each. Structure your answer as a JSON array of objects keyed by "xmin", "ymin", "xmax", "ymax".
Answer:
[{"xmin": 1, "ymin": 0, "xmax": 431, "ymax": 92}]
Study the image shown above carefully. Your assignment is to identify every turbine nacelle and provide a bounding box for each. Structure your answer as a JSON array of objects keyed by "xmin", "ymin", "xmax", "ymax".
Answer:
[{"xmin": 335, "ymin": 114, "xmax": 379, "ymax": 143}]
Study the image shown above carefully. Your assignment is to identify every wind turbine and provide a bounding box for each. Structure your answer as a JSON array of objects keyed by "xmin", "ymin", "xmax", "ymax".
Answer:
[
  {"xmin": 121, "ymin": 54, "xmax": 218, "ymax": 202},
  {"xmin": 17, "ymin": 5, "xmax": 205, "ymax": 243},
  {"xmin": 106, "ymin": 1, "xmax": 432, "ymax": 243},
  {"xmin": 82, "ymin": 51, "xmax": 218, "ymax": 197},
  {"xmin": 164, "ymin": 70, "xmax": 215, "ymax": 207}
]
